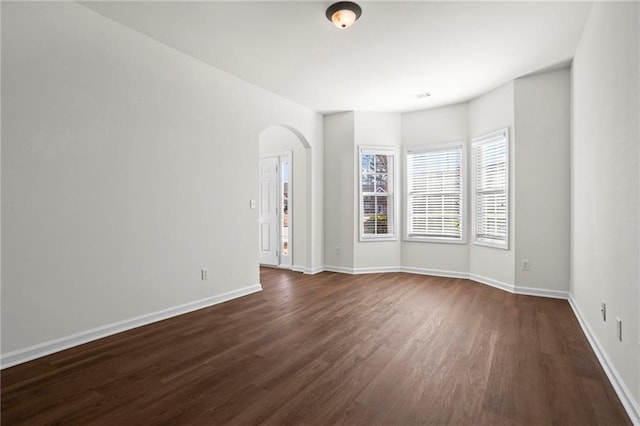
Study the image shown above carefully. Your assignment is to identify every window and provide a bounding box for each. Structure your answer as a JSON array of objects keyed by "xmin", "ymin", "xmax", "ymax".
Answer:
[
  {"xmin": 472, "ymin": 128, "xmax": 509, "ymax": 248},
  {"xmin": 405, "ymin": 143, "xmax": 464, "ymax": 242},
  {"xmin": 281, "ymin": 158, "xmax": 289, "ymax": 258},
  {"xmin": 359, "ymin": 147, "xmax": 395, "ymax": 240}
]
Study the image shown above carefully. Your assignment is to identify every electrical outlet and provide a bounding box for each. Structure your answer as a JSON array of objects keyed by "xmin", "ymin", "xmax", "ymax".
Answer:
[
  {"xmin": 616, "ymin": 318, "xmax": 622, "ymax": 341},
  {"xmin": 336, "ymin": 246, "xmax": 341, "ymax": 255},
  {"xmin": 201, "ymin": 268, "xmax": 209, "ymax": 280},
  {"xmin": 601, "ymin": 301, "xmax": 606, "ymax": 321},
  {"xmin": 250, "ymin": 200, "xmax": 256, "ymax": 209},
  {"xmin": 521, "ymin": 259, "xmax": 530, "ymax": 271}
]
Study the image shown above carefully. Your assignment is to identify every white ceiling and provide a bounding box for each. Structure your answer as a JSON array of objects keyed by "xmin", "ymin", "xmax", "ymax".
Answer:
[{"xmin": 82, "ymin": 1, "xmax": 593, "ymax": 113}]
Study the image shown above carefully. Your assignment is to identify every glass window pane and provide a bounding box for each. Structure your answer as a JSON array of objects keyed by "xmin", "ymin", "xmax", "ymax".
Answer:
[
  {"xmin": 362, "ymin": 196, "xmax": 376, "ymax": 235},
  {"xmin": 375, "ymin": 155, "xmax": 388, "ymax": 173},
  {"xmin": 375, "ymin": 174, "xmax": 388, "ymax": 192},
  {"xmin": 362, "ymin": 174, "xmax": 374, "ymax": 193},
  {"xmin": 281, "ymin": 161, "xmax": 289, "ymax": 255},
  {"xmin": 362, "ymin": 155, "xmax": 374, "ymax": 173},
  {"xmin": 376, "ymin": 196, "xmax": 388, "ymax": 215},
  {"xmin": 375, "ymin": 196, "xmax": 388, "ymax": 234},
  {"xmin": 363, "ymin": 196, "xmax": 376, "ymax": 215}
]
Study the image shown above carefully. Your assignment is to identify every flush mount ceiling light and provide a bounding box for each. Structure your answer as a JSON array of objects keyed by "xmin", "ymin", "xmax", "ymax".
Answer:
[{"xmin": 326, "ymin": 1, "xmax": 362, "ymax": 29}]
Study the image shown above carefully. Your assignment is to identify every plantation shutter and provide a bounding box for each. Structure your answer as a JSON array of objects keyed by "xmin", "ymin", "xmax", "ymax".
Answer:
[
  {"xmin": 406, "ymin": 145, "xmax": 463, "ymax": 240},
  {"xmin": 473, "ymin": 129, "xmax": 508, "ymax": 247}
]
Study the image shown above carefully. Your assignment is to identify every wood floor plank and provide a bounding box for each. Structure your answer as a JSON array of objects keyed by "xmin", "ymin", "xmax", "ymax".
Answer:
[{"xmin": 1, "ymin": 268, "xmax": 632, "ymax": 425}]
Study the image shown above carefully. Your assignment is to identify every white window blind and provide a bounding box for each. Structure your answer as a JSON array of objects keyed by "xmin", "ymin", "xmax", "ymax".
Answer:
[
  {"xmin": 359, "ymin": 147, "xmax": 395, "ymax": 240},
  {"xmin": 406, "ymin": 144, "xmax": 463, "ymax": 241},
  {"xmin": 472, "ymin": 129, "xmax": 509, "ymax": 248}
]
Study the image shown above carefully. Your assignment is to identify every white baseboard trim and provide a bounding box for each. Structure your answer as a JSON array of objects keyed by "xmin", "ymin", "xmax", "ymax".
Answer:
[
  {"xmin": 324, "ymin": 266, "xmax": 467, "ymax": 277},
  {"xmin": 323, "ymin": 265, "xmax": 355, "ymax": 274},
  {"xmin": 401, "ymin": 266, "xmax": 469, "ymax": 279},
  {"xmin": 514, "ymin": 285, "xmax": 569, "ymax": 300},
  {"xmin": 323, "ymin": 267, "xmax": 568, "ymax": 300},
  {"xmin": 291, "ymin": 265, "xmax": 325, "ymax": 275},
  {"xmin": 568, "ymin": 296, "xmax": 640, "ymax": 425},
  {"xmin": 468, "ymin": 274, "xmax": 569, "ymax": 300},
  {"xmin": 0, "ymin": 284, "xmax": 263, "ymax": 370},
  {"xmin": 468, "ymin": 273, "xmax": 516, "ymax": 294},
  {"xmin": 353, "ymin": 266, "xmax": 402, "ymax": 274},
  {"xmin": 307, "ymin": 266, "xmax": 326, "ymax": 275},
  {"xmin": 324, "ymin": 265, "xmax": 403, "ymax": 274}
]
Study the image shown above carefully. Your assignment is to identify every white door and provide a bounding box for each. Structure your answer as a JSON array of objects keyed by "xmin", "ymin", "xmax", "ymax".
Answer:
[{"xmin": 259, "ymin": 156, "xmax": 279, "ymax": 266}]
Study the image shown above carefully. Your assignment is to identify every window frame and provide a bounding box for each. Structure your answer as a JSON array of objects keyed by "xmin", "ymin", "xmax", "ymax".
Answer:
[
  {"xmin": 358, "ymin": 146, "xmax": 397, "ymax": 242},
  {"xmin": 472, "ymin": 128, "xmax": 510, "ymax": 250},
  {"xmin": 403, "ymin": 141, "xmax": 466, "ymax": 244}
]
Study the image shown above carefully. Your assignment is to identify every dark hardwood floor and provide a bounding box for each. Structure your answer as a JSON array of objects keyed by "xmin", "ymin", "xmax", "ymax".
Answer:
[{"xmin": 1, "ymin": 268, "xmax": 631, "ymax": 425}]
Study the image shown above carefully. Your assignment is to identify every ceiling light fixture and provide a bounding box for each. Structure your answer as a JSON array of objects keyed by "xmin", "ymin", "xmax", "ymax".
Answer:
[{"xmin": 326, "ymin": 2, "xmax": 362, "ymax": 29}]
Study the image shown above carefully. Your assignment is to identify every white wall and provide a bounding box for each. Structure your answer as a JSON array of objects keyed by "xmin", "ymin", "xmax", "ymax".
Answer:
[
  {"xmin": 311, "ymin": 123, "xmax": 325, "ymax": 272},
  {"xmin": 353, "ymin": 111, "xmax": 402, "ymax": 270},
  {"xmin": 0, "ymin": 0, "xmax": 3, "ymax": 357},
  {"xmin": 324, "ymin": 90, "xmax": 523, "ymax": 286},
  {"xmin": 1, "ymin": 2, "xmax": 323, "ymax": 356},
  {"xmin": 324, "ymin": 111, "xmax": 403, "ymax": 271},
  {"xmin": 320, "ymin": 78, "xmax": 566, "ymax": 296},
  {"xmin": 468, "ymin": 82, "xmax": 516, "ymax": 287},
  {"xmin": 323, "ymin": 112, "xmax": 355, "ymax": 269},
  {"xmin": 571, "ymin": 1, "xmax": 640, "ymax": 414},
  {"xmin": 399, "ymin": 75, "xmax": 570, "ymax": 295},
  {"xmin": 259, "ymin": 126, "xmax": 309, "ymax": 271},
  {"xmin": 401, "ymin": 104, "xmax": 470, "ymax": 275},
  {"xmin": 514, "ymin": 68, "xmax": 570, "ymax": 293}
]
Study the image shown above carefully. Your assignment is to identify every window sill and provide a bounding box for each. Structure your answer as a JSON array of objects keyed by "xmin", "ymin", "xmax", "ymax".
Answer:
[
  {"xmin": 473, "ymin": 240, "xmax": 509, "ymax": 250},
  {"xmin": 360, "ymin": 236, "xmax": 397, "ymax": 242},
  {"xmin": 404, "ymin": 237, "xmax": 466, "ymax": 245}
]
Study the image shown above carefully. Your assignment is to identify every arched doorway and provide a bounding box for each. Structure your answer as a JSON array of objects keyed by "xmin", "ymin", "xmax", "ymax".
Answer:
[{"xmin": 258, "ymin": 125, "xmax": 311, "ymax": 270}]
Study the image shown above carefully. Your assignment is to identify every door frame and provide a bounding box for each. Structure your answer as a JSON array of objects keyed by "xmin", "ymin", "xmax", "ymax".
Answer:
[{"xmin": 259, "ymin": 151, "xmax": 293, "ymax": 269}]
